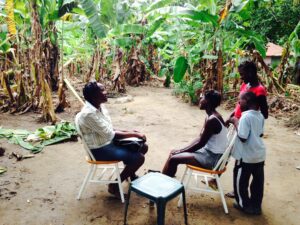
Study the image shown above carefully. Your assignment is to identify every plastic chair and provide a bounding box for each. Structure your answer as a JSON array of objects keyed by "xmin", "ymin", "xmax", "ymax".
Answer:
[
  {"xmin": 178, "ymin": 125, "xmax": 237, "ymax": 214},
  {"xmin": 75, "ymin": 116, "xmax": 125, "ymax": 203},
  {"xmin": 124, "ymin": 172, "xmax": 188, "ymax": 225}
]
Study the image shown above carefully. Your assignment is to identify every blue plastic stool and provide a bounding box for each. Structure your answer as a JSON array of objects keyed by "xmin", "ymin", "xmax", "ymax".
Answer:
[{"xmin": 124, "ymin": 172, "xmax": 188, "ymax": 225}]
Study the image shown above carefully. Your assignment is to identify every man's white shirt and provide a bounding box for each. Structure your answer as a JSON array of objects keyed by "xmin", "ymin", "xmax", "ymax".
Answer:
[{"xmin": 75, "ymin": 101, "xmax": 115, "ymax": 149}]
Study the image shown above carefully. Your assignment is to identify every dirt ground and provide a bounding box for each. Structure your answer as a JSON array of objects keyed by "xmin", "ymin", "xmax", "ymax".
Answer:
[{"xmin": 0, "ymin": 86, "xmax": 300, "ymax": 225}]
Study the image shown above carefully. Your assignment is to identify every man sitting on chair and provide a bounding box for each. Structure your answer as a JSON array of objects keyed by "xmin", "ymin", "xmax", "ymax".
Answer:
[
  {"xmin": 162, "ymin": 90, "xmax": 228, "ymax": 186},
  {"xmin": 75, "ymin": 81, "xmax": 148, "ymax": 198}
]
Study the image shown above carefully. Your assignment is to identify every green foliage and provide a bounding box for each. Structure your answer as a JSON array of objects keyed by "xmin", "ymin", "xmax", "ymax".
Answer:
[
  {"xmin": 100, "ymin": 0, "xmax": 117, "ymax": 27},
  {"xmin": 114, "ymin": 37, "xmax": 135, "ymax": 48},
  {"xmin": 0, "ymin": 32, "xmax": 11, "ymax": 53},
  {"xmin": 178, "ymin": 9, "xmax": 218, "ymax": 27},
  {"xmin": 289, "ymin": 22, "xmax": 300, "ymax": 57},
  {"xmin": 174, "ymin": 77, "xmax": 203, "ymax": 104},
  {"xmin": 145, "ymin": 0, "xmax": 174, "ymax": 13},
  {"xmin": 174, "ymin": 56, "xmax": 188, "ymax": 83},
  {"xmin": 247, "ymin": 0, "xmax": 300, "ymax": 45},
  {"xmin": 146, "ymin": 16, "xmax": 166, "ymax": 37},
  {"xmin": 0, "ymin": 122, "xmax": 77, "ymax": 154},
  {"xmin": 78, "ymin": 0, "xmax": 108, "ymax": 38},
  {"xmin": 197, "ymin": 0, "xmax": 217, "ymax": 15},
  {"xmin": 122, "ymin": 24, "xmax": 144, "ymax": 34}
]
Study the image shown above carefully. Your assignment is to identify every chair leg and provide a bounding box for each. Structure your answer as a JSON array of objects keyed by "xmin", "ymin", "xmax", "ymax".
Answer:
[
  {"xmin": 181, "ymin": 187, "xmax": 188, "ymax": 225},
  {"xmin": 157, "ymin": 199, "xmax": 166, "ymax": 225},
  {"xmin": 77, "ymin": 165, "xmax": 94, "ymax": 200},
  {"xmin": 115, "ymin": 163, "xmax": 125, "ymax": 203},
  {"xmin": 178, "ymin": 166, "xmax": 188, "ymax": 207},
  {"xmin": 215, "ymin": 176, "xmax": 228, "ymax": 214},
  {"xmin": 177, "ymin": 168, "xmax": 193, "ymax": 207},
  {"xmin": 123, "ymin": 185, "xmax": 132, "ymax": 225},
  {"xmin": 90, "ymin": 164, "xmax": 98, "ymax": 180},
  {"xmin": 180, "ymin": 166, "xmax": 188, "ymax": 183}
]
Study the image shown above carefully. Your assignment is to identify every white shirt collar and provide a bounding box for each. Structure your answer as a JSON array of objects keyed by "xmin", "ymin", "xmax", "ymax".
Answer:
[{"xmin": 85, "ymin": 101, "xmax": 99, "ymax": 112}]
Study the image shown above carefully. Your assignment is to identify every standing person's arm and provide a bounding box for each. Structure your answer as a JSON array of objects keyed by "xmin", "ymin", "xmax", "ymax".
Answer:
[
  {"xmin": 225, "ymin": 110, "xmax": 235, "ymax": 127},
  {"xmin": 237, "ymin": 116, "xmax": 250, "ymax": 143},
  {"xmin": 257, "ymin": 95, "xmax": 268, "ymax": 119}
]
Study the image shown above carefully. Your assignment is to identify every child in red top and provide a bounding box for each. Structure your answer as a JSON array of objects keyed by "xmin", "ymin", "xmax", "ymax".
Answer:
[
  {"xmin": 227, "ymin": 61, "xmax": 269, "ymax": 121},
  {"xmin": 233, "ymin": 82, "xmax": 267, "ymax": 119}
]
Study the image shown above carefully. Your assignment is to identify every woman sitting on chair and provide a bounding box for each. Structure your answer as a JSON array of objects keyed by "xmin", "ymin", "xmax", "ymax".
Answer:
[{"xmin": 162, "ymin": 90, "xmax": 228, "ymax": 180}]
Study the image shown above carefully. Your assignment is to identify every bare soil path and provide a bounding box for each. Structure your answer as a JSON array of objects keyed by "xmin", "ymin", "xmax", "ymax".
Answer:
[{"xmin": 0, "ymin": 86, "xmax": 300, "ymax": 225}]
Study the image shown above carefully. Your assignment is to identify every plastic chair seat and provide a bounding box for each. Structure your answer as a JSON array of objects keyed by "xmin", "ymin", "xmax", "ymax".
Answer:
[{"xmin": 124, "ymin": 172, "xmax": 188, "ymax": 225}]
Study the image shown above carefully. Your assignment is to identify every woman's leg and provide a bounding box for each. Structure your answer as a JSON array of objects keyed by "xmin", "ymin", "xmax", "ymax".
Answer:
[{"xmin": 162, "ymin": 152, "xmax": 201, "ymax": 177}]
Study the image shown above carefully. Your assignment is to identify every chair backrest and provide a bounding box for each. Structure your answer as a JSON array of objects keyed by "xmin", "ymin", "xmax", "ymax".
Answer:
[
  {"xmin": 75, "ymin": 114, "xmax": 96, "ymax": 161},
  {"xmin": 213, "ymin": 124, "xmax": 237, "ymax": 171}
]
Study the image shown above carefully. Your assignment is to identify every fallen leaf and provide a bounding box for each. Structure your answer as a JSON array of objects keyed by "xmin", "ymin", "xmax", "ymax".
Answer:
[{"xmin": 0, "ymin": 166, "xmax": 7, "ymax": 174}]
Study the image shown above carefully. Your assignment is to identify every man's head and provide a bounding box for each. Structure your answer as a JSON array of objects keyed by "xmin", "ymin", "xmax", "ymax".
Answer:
[
  {"xmin": 83, "ymin": 81, "xmax": 107, "ymax": 108},
  {"xmin": 239, "ymin": 91, "xmax": 258, "ymax": 112},
  {"xmin": 238, "ymin": 61, "xmax": 258, "ymax": 84},
  {"xmin": 199, "ymin": 90, "xmax": 221, "ymax": 110}
]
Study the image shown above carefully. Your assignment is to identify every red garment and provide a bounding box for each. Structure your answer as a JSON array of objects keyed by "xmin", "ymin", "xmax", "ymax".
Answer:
[{"xmin": 234, "ymin": 83, "xmax": 267, "ymax": 119}]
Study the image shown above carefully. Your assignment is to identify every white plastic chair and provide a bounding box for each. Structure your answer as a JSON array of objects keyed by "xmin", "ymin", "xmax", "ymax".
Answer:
[
  {"xmin": 178, "ymin": 125, "xmax": 237, "ymax": 214},
  {"xmin": 75, "ymin": 116, "xmax": 125, "ymax": 203}
]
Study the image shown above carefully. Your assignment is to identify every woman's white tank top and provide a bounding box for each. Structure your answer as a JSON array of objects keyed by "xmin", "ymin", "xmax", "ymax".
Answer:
[{"xmin": 204, "ymin": 115, "xmax": 228, "ymax": 154}]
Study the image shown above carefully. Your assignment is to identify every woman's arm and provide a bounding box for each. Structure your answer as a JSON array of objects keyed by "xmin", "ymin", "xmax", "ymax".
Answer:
[{"xmin": 172, "ymin": 118, "xmax": 221, "ymax": 155}]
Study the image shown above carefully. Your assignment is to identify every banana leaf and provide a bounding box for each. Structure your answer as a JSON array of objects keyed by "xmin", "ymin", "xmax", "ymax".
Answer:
[
  {"xmin": 174, "ymin": 56, "xmax": 188, "ymax": 83},
  {"xmin": 0, "ymin": 122, "xmax": 77, "ymax": 153}
]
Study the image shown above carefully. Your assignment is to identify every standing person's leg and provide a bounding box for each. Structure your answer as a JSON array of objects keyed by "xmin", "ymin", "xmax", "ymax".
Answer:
[
  {"xmin": 233, "ymin": 160, "xmax": 240, "ymax": 203},
  {"xmin": 162, "ymin": 152, "xmax": 201, "ymax": 177},
  {"xmin": 250, "ymin": 161, "xmax": 264, "ymax": 214},
  {"xmin": 234, "ymin": 160, "xmax": 252, "ymax": 209}
]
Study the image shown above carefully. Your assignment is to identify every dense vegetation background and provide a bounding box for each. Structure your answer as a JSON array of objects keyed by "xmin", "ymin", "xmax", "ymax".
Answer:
[{"xmin": 0, "ymin": 0, "xmax": 299, "ymax": 123}]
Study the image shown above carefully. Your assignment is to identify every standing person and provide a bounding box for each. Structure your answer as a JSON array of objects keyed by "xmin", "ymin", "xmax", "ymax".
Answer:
[
  {"xmin": 75, "ymin": 81, "xmax": 148, "ymax": 198},
  {"xmin": 230, "ymin": 92, "xmax": 266, "ymax": 215},
  {"xmin": 162, "ymin": 90, "xmax": 228, "ymax": 179},
  {"xmin": 229, "ymin": 60, "xmax": 268, "ymax": 121},
  {"xmin": 225, "ymin": 60, "xmax": 269, "ymax": 198}
]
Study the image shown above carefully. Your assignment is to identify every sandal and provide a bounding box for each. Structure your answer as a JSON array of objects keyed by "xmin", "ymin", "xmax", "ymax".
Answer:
[{"xmin": 225, "ymin": 191, "xmax": 235, "ymax": 198}]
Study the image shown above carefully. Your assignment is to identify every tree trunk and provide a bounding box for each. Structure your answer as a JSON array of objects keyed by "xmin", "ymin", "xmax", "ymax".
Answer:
[{"xmin": 217, "ymin": 49, "xmax": 223, "ymax": 95}]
